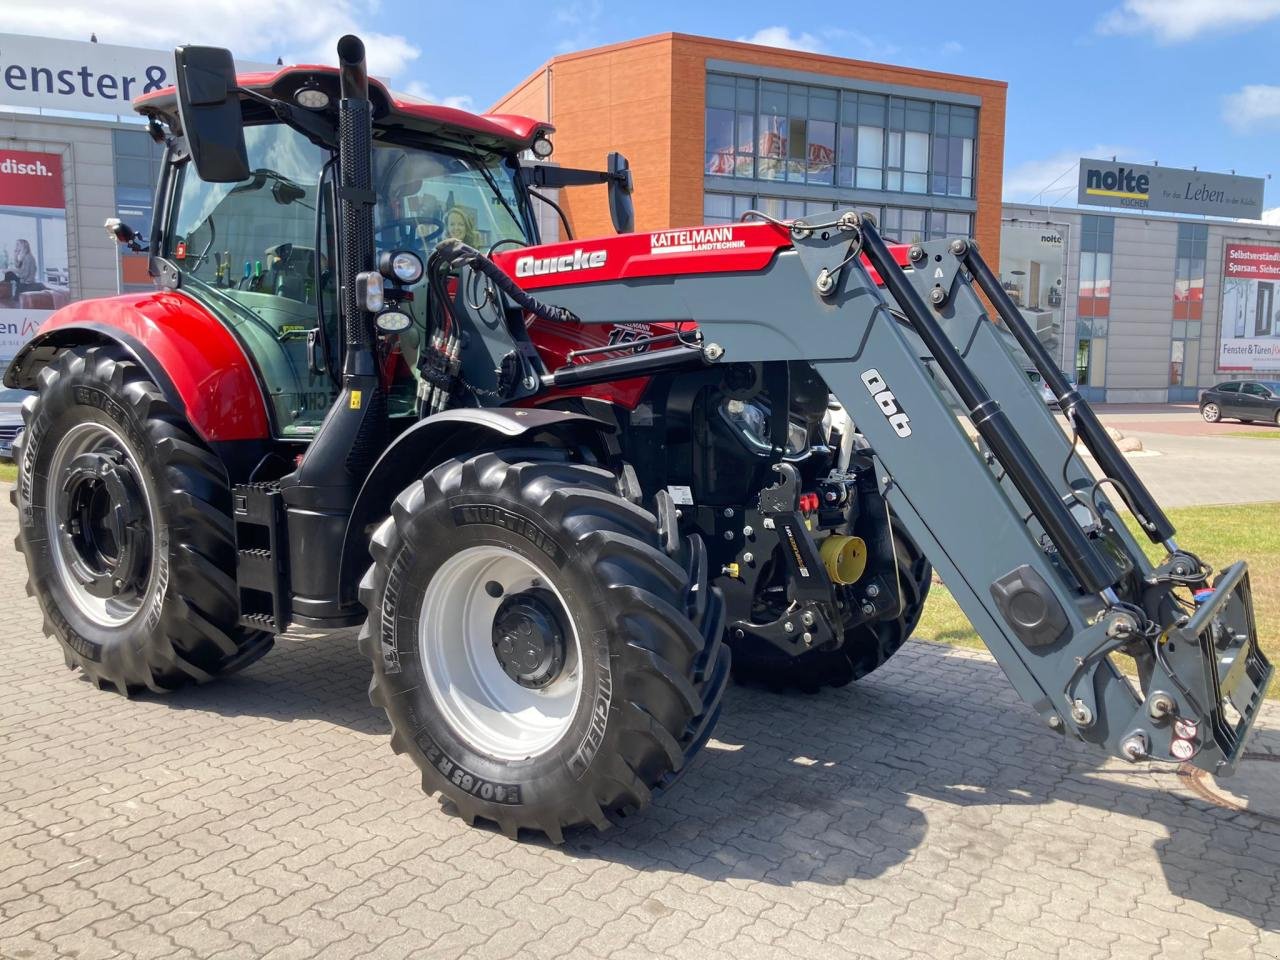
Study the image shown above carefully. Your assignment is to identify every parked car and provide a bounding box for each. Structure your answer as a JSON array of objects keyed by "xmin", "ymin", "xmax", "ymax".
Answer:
[
  {"xmin": 1025, "ymin": 368, "xmax": 1074, "ymax": 408},
  {"xmin": 1199, "ymin": 380, "xmax": 1280, "ymax": 425},
  {"xmin": 0, "ymin": 388, "xmax": 31, "ymax": 460}
]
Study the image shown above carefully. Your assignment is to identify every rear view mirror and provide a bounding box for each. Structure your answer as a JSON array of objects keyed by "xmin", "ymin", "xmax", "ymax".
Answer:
[
  {"xmin": 607, "ymin": 152, "xmax": 634, "ymax": 235},
  {"xmin": 175, "ymin": 45, "xmax": 249, "ymax": 183}
]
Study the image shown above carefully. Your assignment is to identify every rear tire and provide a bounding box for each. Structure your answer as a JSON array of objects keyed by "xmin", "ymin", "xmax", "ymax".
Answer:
[
  {"xmin": 728, "ymin": 521, "xmax": 931, "ymax": 693},
  {"xmin": 358, "ymin": 450, "xmax": 727, "ymax": 841},
  {"xmin": 13, "ymin": 345, "xmax": 272, "ymax": 694}
]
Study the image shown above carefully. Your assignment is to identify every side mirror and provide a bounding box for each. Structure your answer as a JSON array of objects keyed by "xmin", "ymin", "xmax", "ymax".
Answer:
[
  {"xmin": 174, "ymin": 45, "xmax": 249, "ymax": 183},
  {"xmin": 607, "ymin": 152, "xmax": 634, "ymax": 235}
]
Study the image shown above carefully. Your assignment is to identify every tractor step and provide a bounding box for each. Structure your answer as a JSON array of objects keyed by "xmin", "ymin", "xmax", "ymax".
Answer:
[{"xmin": 232, "ymin": 483, "xmax": 290, "ymax": 634}]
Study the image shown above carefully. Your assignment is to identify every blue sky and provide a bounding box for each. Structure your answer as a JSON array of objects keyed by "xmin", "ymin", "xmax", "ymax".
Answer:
[{"xmin": 12, "ymin": 0, "xmax": 1280, "ymax": 217}]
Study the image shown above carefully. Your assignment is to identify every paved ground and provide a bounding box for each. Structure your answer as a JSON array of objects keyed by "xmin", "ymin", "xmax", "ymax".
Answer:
[
  {"xmin": 1085, "ymin": 406, "xmax": 1280, "ymax": 508},
  {"xmin": 2, "ymin": 502, "xmax": 1279, "ymax": 960}
]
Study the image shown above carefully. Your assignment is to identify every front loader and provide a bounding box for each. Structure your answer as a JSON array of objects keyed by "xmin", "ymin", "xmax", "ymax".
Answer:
[{"xmin": 4, "ymin": 36, "xmax": 1269, "ymax": 844}]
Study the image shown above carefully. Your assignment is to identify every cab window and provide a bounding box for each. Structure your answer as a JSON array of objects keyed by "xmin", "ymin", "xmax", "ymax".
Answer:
[
  {"xmin": 166, "ymin": 123, "xmax": 339, "ymax": 438},
  {"xmin": 1218, "ymin": 382, "xmax": 1241, "ymax": 393}
]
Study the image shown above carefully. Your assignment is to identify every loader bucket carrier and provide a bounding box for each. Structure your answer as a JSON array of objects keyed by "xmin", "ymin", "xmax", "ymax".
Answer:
[{"xmin": 4, "ymin": 35, "xmax": 1268, "ymax": 849}]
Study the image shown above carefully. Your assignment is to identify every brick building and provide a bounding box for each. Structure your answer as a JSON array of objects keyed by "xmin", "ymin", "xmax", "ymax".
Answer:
[{"xmin": 493, "ymin": 33, "xmax": 1007, "ymax": 259}]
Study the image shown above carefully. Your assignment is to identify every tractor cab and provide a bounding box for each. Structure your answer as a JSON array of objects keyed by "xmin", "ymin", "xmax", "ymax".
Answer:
[{"xmin": 134, "ymin": 65, "xmax": 547, "ymax": 439}]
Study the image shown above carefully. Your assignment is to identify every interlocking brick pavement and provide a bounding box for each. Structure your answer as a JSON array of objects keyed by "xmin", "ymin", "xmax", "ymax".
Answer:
[{"xmin": 1, "ymin": 499, "xmax": 1278, "ymax": 960}]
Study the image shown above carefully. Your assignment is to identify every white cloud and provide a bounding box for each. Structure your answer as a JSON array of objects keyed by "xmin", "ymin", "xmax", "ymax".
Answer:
[
  {"xmin": 2, "ymin": 0, "xmax": 420, "ymax": 76},
  {"xmin": 1003, "ymin": 146, "xmax": 1138, "ymax": 203},
  {"xmin": 1223, "ymin": 84, "xmax": 1280, "ymax": 132},
  {"xmin": 1262, "ymin": 207, "xmax": 1280, "ymax": 225},
  {"xmin": 940, "ymin": 40, "xmax": 965, "ymax": 55},
  {"xmin": 736, "ymin": 27, "xmax": 825, "ymax": 53},
  {"xmin": 402, "ymin": 80, "xmax": 474, "ymax": 113},
  {"xmin": 1097, "ymin": 0, "xmax": 1280, "ymax": 43}
]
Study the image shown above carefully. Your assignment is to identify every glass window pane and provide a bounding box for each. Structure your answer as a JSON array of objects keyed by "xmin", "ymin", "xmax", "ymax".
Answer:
[
  {"xmin": 789, "ymin": 86, "xmax": 808, "ymax": 116},
  {"xmin": 906, "ymin": 100, "xmax": 931, "ymax": 132},
  {"xmin": 961, "ymin": 139, "xmax": 973, "ymax": 178},
  {"xmin": 1183, "ymin": 340, "xmax": 1199, "ymax": 386},
  {"xmin": 808, "ymin": 119, "xmax": 835, "ymax": 184},
  {"xmin": 886, "ymin": 171, "xmax": 902, "ymax": 191},
  {"xmin": 856, "ymin": 168, "xmax": 882, "ymax": 189},
  {"xmin": 736, "ymin": 78, "xmax": 755, "ymax": 111},
  {"xmin": 1172, "ymin": 320, "xmax": 1187, "ymax": 338},
  {"xmin": 951, "ymin": 106, "xmax": 977, "ymax": 138},
  {"xmin": 887, "ymin": 131, "xmax": 902, "ymax": 168},
  {"xmin": 839, "ymin": 126, "xmax": 857, "ymax": 166},
  {"xmin": 738, "ymin": 114, "xmax": 755, "ymax": 154},
  {"xmin": 707, "ymin": 76, "xmax": 734, "ymax": 109},
  {"xmin": 758, "ymin": 196, "xmax": 786, "ymax": 220},
  {"xmin": 946, "ymin": 212, "xmax": 970, "ymax": 237},
  {"xmin": 904, "ymin": 172, "xmax": 928, "ymax": 193},
  {"xmin": 705, "ymin": 108, "xmax": 735, "ymax": 175},
  {"xmin": 1095, "ymin": 252, "xmax": 1112, "ymax": 297},
  {"xmin": 704, "ymin": 194, "xmax": 733, "ymax": 223},
  {"xmin": 1170, "ymin": 339, "xmax": 1185, "ymax": 386},
  {"xmin": 757, "ymin": 114, "xmax": 786, "ymax": 180},
  {"xmin": 811, "ymin": 88, "xmax": 837, "ymax": 121},
  {"xmin": 761, "ymin": 81, "xmax": 787, "ymax": 116},
  {"xmin": 904, "ymin": 132, "xmax": 929, "ymax": 172},
  {"xmin": 857, "ymin": 125, "xmax": 883, "ymax": 168},
  {"xmin": 859, "ymin": 93, "xmax": 886, "ymax": 127},
  {"xmin": 901, "ymin": 209, "xmax": 925, "ymax": 241}
]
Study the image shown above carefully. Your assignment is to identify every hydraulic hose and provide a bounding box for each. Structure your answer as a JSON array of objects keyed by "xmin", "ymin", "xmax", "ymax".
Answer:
[{"xmin": 431, "ymin": 239, "xmax": 581, "ymax": 325}]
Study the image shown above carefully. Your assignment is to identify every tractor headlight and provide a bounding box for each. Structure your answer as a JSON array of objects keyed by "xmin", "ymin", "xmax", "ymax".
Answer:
[
  {"xmin": 720, "ymin": 398, "xmax": 809, "ymax": 456},
  {"xmin": 379, "ymin": 249, "xmax": 424, "ymax": 285},
  {"xmin": 531, "ymin": 130, "xmax": 554, "ymax": 158},
  {"xmin": 355, "ymin": 271, "xmax": 384, "ymax": 313}
]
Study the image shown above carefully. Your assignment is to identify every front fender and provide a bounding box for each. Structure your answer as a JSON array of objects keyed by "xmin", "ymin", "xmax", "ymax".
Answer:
[
  {"xmin": 338, "ymin": 406, "xmax": 614, "ymax": 605},
  {"xmin": 4, "ymin": 291, "xmax": 271, "ymax": 442}
]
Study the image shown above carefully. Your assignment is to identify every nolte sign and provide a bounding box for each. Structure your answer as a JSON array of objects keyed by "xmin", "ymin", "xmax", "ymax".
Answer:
[
  {"xmin": 0, "ymin": 33, "xmax": 271, "ymax": 117},
  {"xmin": 1077, "ymin": 158, "xmax": 1265, "ymax": 220}
]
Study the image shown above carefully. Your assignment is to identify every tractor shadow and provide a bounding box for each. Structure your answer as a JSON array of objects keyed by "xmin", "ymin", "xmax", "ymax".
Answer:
[
  {"xmin": 562, "ymin": 645, "xmax": 1280, "ymax": 931},
  {"xmin": 159, "ymin": 628, "xmax": 390, "ymax": 736},
  {"xmin": 156, "ymin": 629, "xmax": 1279, "ymax": 930}
]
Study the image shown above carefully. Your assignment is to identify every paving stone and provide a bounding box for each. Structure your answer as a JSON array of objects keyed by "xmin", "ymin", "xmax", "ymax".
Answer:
[{"xmin": 0, "ymin": 498, "xmax": 1276, "ymax": 960}]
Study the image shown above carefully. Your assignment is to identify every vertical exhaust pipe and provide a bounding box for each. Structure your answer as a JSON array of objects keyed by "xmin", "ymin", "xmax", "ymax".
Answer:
[{"xmin": 277, "ymin": 35, "xmax": 386, "ymax": 625}]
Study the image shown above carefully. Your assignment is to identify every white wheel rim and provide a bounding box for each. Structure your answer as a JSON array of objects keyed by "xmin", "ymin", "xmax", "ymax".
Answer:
[
  {"xmin": 45, "ymin": 420, "xmax": 157, "ymax": 627},
  {"xmin": 1205, "ymin": 404, "xmax": 1218, "ymax": 421},
  {"xmin": 419, "ymin": 545, "xmax": 583, "ymax": 761}
]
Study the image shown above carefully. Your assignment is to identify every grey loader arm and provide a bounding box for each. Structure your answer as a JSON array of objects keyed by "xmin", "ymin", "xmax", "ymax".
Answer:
[{"xmin": 536, "ymin": 211, "xmax": 1272, "ymax": 776}]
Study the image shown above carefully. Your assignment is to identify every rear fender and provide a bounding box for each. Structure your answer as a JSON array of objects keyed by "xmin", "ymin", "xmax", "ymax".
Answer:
[
  {"xmin": 3, "ymin": 291, "xmax": 272, "ymax": 442},
  {"xmin": 338, "ymin": 407, "xmax": 614, "ymax": 605}
]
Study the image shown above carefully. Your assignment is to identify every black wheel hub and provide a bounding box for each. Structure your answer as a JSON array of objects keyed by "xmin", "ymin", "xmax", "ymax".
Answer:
[
  {"xmin": 55, "ymin": 449, "xmax": 150, "ymax": 601},
  {"xmin": 491, "ymin": 588, "xmax": 568, "ymax": 689}
]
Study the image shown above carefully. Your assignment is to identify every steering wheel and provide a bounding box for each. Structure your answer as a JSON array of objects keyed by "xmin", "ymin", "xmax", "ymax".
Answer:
[{"xmin": 377, "ymin": 217, "xmax": 444, "ymax": 260}]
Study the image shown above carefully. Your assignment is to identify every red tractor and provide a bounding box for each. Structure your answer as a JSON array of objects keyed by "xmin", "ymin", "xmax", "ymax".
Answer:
[{"xmin": 7, "ymin": 38, "xmax": 1269, "ymax": 841}]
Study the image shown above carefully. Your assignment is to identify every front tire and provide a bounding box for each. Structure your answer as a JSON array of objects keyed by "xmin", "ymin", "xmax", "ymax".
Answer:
[
  {"xmin": 358, "ymin": 450, "xmax": 727, "ymax": 841},
  {"xmin": 13, "ymin": 345, "xmax": 272, "ymax": 694},
  {"xmin": 1201, "ymin": 403, "xmax": 1221, "ymax": 423}
]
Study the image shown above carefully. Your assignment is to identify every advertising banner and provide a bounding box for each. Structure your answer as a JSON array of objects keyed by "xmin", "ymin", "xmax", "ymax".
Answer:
[
  {"xmin": 0, "ymin": 33, "xmax": 274, "ymax": 117},
  {"xmin": 999, "ymin": 220, "xmax": 1069, "ymax": 370},
  {"xmin": 1077, "ymin": 158, "xmax": 1266, "ymax": 220},
  {"xmin": 1218, "ymin": 242, "xmax": 1280, "ymax": 372},
  {"xmin": 0, "ymin": 147, "xmax": 69, "ymax": 368}
]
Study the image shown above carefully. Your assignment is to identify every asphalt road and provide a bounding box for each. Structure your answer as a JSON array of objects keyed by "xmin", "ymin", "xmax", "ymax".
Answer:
[{"xmin": 1, "ymin": 499, "xmax": 1278, "ymax": 959}]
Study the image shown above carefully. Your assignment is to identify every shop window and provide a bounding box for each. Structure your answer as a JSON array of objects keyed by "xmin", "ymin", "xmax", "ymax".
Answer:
[
  {"xmin": 1172, "ymin": 222, "xmax": 1208, "ymax": 321},
  {"xmin": 1078, "ymin": 215, "xmax": 1113, "ymax": 318},
  {"xmin": 1076, "ymin": 318, "xmax": 1108, "ymax": 388}
]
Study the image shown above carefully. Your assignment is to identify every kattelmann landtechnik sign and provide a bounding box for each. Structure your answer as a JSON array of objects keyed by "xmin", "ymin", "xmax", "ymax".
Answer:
[{"xmin": 1077, "ymin": 158, "xmax": 1265, "ymax": 220}]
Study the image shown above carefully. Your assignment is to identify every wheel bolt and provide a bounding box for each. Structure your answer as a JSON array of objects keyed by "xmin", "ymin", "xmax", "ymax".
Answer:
[{"xmin": 783, "ymin": 621, "xmax": 794, "ymax": 632}]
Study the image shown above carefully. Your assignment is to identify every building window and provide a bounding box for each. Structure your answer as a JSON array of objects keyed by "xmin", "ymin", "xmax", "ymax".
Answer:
[
  {"xmin": 1076, "ymin": 216, "xmax": 1114, "ymax": 390},
  {"xmin": 930, "ymin": 103, "xmax": 976, "ymax": 197},
  {"xmin": 1173, "ymin": 222, "xmax": 1207, "ymax": 321},
  {"xmin": 705, "ymin": 75, "xmax": 757, "ymax": 177},
  {"xmin": 705, "ymin": 73, "xmax": 977, "ymax": 200},
  {"xmin": 1078, "ymin": 215, "xmax": 1113, "ymax": 318}
]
